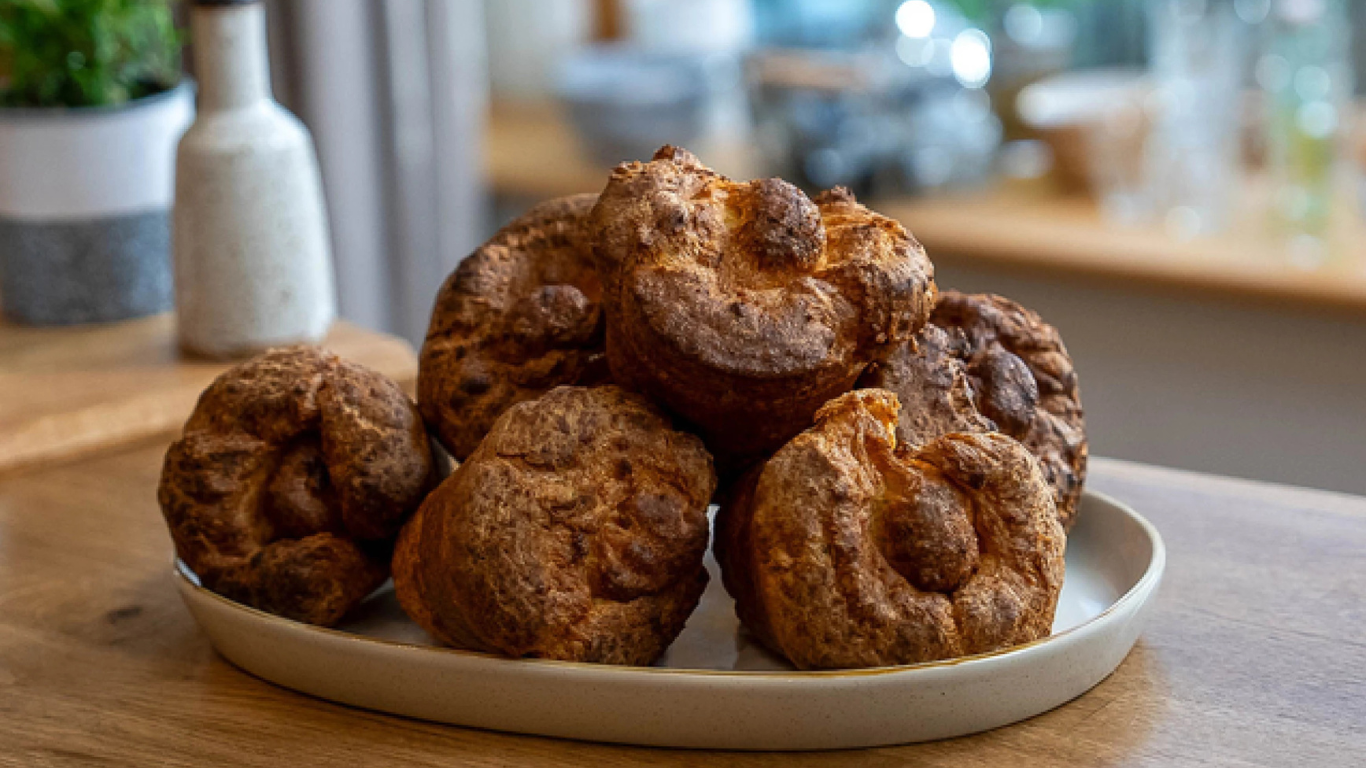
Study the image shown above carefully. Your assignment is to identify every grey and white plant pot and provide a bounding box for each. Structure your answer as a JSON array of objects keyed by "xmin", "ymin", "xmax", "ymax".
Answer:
[{"xmin": 0, "ymin": 82, "xmax": 194, "ymax": 325}]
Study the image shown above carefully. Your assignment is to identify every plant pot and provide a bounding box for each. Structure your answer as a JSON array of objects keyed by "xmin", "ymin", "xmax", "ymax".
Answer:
[{"xmin": 0, "ymin": 82, "xmax": 194, "ymax": 326}]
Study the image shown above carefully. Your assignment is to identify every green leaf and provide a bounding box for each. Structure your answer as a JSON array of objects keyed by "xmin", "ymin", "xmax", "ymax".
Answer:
[{"xmin": 0, "ymin": 0, "xmax": 183, "ymax": 108}]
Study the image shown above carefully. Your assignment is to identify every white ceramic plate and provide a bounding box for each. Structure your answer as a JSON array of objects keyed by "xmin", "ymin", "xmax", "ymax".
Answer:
[{"xmin": 175, "ymin": 490, "xmax": 1164, "ymax": 751}]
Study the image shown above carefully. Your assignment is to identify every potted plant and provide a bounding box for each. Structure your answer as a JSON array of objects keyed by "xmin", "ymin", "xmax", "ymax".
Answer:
[{"xmin": 0, "ymin": 0, "xmax": 190, "ymax": 325}]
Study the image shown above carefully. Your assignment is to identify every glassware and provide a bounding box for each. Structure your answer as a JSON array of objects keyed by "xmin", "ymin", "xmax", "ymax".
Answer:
[
  {"xmin": 1145, "ymin": 0, "xmax": 1249, "ymax": 239},
  {"xmin": 1084, "ymin": 90, "xmax": 1155, "ymax": 225},
  {"xmin": 1257, "ymin": 0, "xmax": 1352, "ymax": 266}
]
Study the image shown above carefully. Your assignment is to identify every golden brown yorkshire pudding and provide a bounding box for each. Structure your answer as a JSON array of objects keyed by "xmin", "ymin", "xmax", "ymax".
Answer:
[
  {"xmin": 589, "ymin": 146, "xmax": 936, "ymax": 474},
  {"xmin": 401, "ymin": 386, "xmax": 716, "ymax": 665},
  {"xmin": 419, "ymin": 194, "xmax": 607, "ymax": 460},
  {"xmin": 391, "ymin": 505, "xmax": 460, "ymax": 646},
  {"xmin": 860, "ymin": 291, "xmax": 1086, "ymax": 528},
  {"xmin": 859, "ymin": 323, "xmax": 995, "ymax": 446},
  {"xmin": 159, "ymin": 347, "xmax": 434, "ymax": 627},
  {"xmin": 715, "ymin": 389, "xmax": 1065, "ymax": 670}
]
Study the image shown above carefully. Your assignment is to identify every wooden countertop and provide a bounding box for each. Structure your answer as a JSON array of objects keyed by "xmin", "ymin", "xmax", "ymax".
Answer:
[
  {"xmin": 486, "ymin": 104, "xmax": 1366, "ymax": 314},
  {"xmin": 3, "ymin": 445, "xmax": 1363, "ymax": 765},
  {"xmin": 0, "ymin": 315, "xmax": 417, "ymax": 476}
]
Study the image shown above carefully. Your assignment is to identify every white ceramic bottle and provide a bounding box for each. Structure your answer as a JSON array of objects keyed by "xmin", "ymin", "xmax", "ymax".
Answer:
[{"xmin": 173, "ymin": 0, "xmax": 335, "ymax": 358}]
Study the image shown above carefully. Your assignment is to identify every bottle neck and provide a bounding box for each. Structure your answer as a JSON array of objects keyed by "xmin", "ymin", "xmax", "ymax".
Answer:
[{"xmin": 191, "ymin": 3, "xmax": 273, "ymax": 112}]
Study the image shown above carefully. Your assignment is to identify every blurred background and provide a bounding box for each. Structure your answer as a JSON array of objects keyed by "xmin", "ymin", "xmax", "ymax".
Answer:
[{"xmin": 4, "ymin": 0, "xmax": 1366, "ymax": 494}]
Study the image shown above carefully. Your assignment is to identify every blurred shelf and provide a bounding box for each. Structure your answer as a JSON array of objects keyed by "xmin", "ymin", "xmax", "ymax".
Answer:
[
  {"xmin": 484, "ymin": 103, "xmax": 1366, "ymax": 315},
  {"xmin": 0, "ymin": 314, "xmax": 417, "ymax": 475},
  {"xmin": 884, "ymin": 185, "xmax": 1366, "ymax": 316},
  {"xmin": 484, "ymin": 100, "xmax": 760, "ymax": 199},
  {"xmin": 485, "ymin": 102, "xmax": 610, "ymax": 199}
]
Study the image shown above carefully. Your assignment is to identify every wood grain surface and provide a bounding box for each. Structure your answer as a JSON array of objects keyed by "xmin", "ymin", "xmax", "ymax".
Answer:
[
  {"xmin": 1, "ymin": 444, "xmax": 1362, "ymax": 766},
  {"xmin": 0, "ymin": 314, "xmax": 418, "ymax": 476}
]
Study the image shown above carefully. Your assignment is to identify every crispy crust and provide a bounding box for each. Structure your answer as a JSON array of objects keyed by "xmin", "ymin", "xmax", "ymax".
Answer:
[
  {"xmin": 158, "ymin": 346, "xmax": 434, "ymax": 627},
  {"xmin": 858, "ymin": 323, "xmax": 995, "ymax": 447},
  {"xmin": 715, "ymin": 390, "xmax": 1065, "ymax": 669},
  {"xmin": 419, "ymin": 194, "xmax": 608, "ymax": 460},
  {"xmin": 391, "ymin": 505, "xmax": 461, "ymax": 645},
  {"xmin": 589, "ymin": 147, "xmax": 936, "ymax": 475},
  {"xmin": 862, "ymin": 291, "xmax": 1087, "ymax": 528},
  {"xmin": 400, "ymin": 386, "xmax": 716, "ymax": 665}
]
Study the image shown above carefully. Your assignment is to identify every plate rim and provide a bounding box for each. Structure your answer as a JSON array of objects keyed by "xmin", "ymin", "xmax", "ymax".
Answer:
[{"xmin": 174, "ymin": 488, "xmax": 1166, "ymax": 680}]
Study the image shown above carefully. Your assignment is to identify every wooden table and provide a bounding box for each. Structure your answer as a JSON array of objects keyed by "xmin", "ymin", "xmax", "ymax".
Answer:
[
  {"xmin": 2, "ymin": 444, "xmax": 1363, "ymax": 766},
  {"xmin": 0, "ymin": 315, "xmax": 417, "ymax": 476}
]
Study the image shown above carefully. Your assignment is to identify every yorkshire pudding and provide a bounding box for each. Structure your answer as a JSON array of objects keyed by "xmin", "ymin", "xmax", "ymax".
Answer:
[
  {"xmin": 589, "ymin": 146, "xmax": 936, "ymax": 473},
  {"xmin": 419, "ymin": 194, "xmax": 607, "ymax": 460},
  {"xmin": 715, "ymin": 389, "xmax": 1065, "ymax": 669},
  {"xmin": 391, "ymin": 505, "xmax": 460, "ymax": 646},
  {"xmin": 400, "ymin": 385, "xmax": 716, "ymax": 664},
  {"xmin": 158, "ymin": 346, "xmax": 434, "ymax": 626},
  {"xmin": 861, "ymin": 291, "xmax": 1086, "ymax": 528}
]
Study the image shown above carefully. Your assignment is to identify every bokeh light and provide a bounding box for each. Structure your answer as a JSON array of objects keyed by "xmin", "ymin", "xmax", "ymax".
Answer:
[
  {"xmin": 895, "ymin": 0, "xmax": 937, "ymax": 39},
  {"xmin": 950, "ymin": 29, "xmax": 992, "ymax": 89}
]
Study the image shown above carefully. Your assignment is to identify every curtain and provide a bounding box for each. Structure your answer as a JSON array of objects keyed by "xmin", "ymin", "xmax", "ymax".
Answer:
[{"xmin": 264, "ymin": 0, "xmax": 488, "ymax": 343}]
